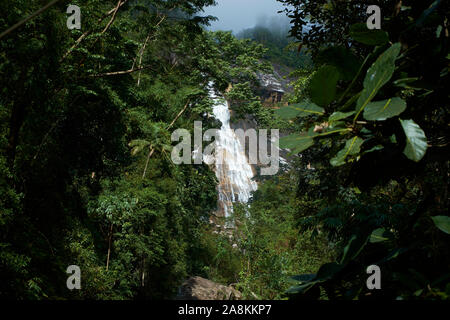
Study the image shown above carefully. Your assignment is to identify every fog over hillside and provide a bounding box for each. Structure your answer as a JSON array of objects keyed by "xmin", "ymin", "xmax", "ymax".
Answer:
[{"xmin": 203, "ymin": 0, "xmax": 288, "ymax": 33}]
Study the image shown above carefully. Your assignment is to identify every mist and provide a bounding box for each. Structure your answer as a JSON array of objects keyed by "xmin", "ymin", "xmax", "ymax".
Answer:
[{"xmin": 202, "ymin": 0, "xmax": 289, "ymax": 34}]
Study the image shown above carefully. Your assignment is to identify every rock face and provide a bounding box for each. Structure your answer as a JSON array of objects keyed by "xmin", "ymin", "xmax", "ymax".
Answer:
[
  {"xmin": 176, "ymin": 276, "xmax": 242, "ymax": 300},
  {"xmin": 257, "ymin": 71, "xmax": 285, "ymax": 106}
]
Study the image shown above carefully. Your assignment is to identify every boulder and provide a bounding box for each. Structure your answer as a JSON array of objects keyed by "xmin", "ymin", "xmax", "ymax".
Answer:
[{"xmin": 176, "ymin": 276, "xmax": 242, "ymax": 300}]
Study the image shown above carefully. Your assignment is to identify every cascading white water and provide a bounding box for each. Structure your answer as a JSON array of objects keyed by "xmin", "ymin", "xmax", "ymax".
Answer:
[{"xmin": 208, "ymin": 85, "xmax": 258, "ymax": 218}]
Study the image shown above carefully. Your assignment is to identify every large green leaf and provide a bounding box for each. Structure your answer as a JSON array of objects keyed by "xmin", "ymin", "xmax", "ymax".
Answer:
[
  {"xmin": 289, "ymin": 274, "xmax": 316, "ymax": 283},
  {"xmin": 315, "ymin": 262, "xmax": 344, "ymax": 281},
  {"xmin": 393, "ymin": 77, "xmax": 419, "ymax": 88},
  {"xmin": 286, "ymin": 282, "xmax": 316, "ymax": 294},
  {"xmin": 370, "ymin": 228, "xmax": 394, "ymax": 243},
  {"xmin": 431, "ymin": 216, "xmax": 450, "ymax": 234},
  {"xmin": 399, "ymin": 119, "xmax": 428, "ymax": 162},
  {"xmin": 316, "ymin": 46, "xmax": 361, "ymax": 81},
  {"xmin": 349, "ymin": 23, "xmax": 389, "ymax": 46},
  {"xmin": 340, "ymin": 91, "xmax": 360, "ymax": 111},
  {"xmin": 363, "ymin": 97, "xmax": 407, "ymax": 121},
  {"xmin": 362, "ymin": 145, "xmax": 384, "ymax": 155},
  {"xmin": 329, "ymin": 111, "xmax": 355, "ymax": 122},
  {"xmin": 340, "ymin": 234, "xmax": 370, "ymax": 265},
  {"xmin": 309, "ymin": 65, "xmax": 340, "ymax": 107},
  {"xmin": 279, "ymin": 134, "xmax": 314, "ymax": 154},
  {"xmin": 275, "ymin": 101, "xmax": 324, "ymax": 120},
  {"xmin": 355, "ymin": 43, "xmax": 402, "ymax": 121},
  {"xmin": 330, "ymin": 137, "xmax": 364, "ymax": 166}
]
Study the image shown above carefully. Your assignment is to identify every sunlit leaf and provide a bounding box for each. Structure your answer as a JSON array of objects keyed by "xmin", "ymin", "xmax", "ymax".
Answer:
[
  {"xmin": 275, "ymin": 101, "xmax": 324, "ymax": 120},
  {"xmin": 330, "ymin": 137, "xmax": 364, "ymax": 166},
  {"xmin": 363, "ymin": 97, "xmax": 407, "ymax": 121},
  {"xmin": 362, "ymin": 145, "xmax": 384, "ymax": 155},
  {"xmin": 370, "ymin": 228, "xmax": 394, "ymax": 243},
  {"xmin": 393, "ymin": 77, "xmax": 419, "ymax": 86},
  {"xmin": 399, "ymin": 119, "xmax": 428, "ymax": 162},
  {"xmin": 355, "ymin": 43, "xmax": 402, "ymax": 120},
  {"xmin": 329, "ymin": 111, "xmax": 355, "ymax": 122},
  {"xmin": 280, "ymin": 133, "xmax": 314, "ymax": 154}
]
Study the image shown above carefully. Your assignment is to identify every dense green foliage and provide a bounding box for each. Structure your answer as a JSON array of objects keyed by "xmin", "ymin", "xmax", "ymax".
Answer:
[
  {"xmin": 0, "ymin": 0, "xmax": 271, "ymax": 299},
  {"xmin": 0, "ymin": 0, "xmax": 448, "ymax": 301},
  {"xmin": 187, "ymin": 171, "xmax": 334, "ymax": 300},
  {"xmin": 231, "ymin": 173, "xmax": 335, "ymax": 300},
  {"xmin": 276, "ymin": 0, "xmax": 450, "ymax": 299}
]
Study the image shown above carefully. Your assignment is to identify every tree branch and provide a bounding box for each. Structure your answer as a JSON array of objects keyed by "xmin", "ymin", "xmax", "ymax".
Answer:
[
  {"xmin": 141, "ymin": 100, "xmax": 191, "ymax": 179},
  {"xmin": 60, "ymin": 0, "xmax": 128, "ymax": 62},
  {"xmin": 168, "ymin": 100, "xmax": 190, "ymax": 129},
  {"xmin": 137, "ymin": 15, "xmax": 166, "ymax": 86},
  {"xmin": 89, "ymin": 65, "xmax": 153, "ymax": 77},
  {"xmin": 0, "ymin": 0, "xmax": 61, "ymax": 40},
  {"xmin": 101, "ymin": 0, "xmax": 122, "ymax": 35},
  {"xmin": 142, "ymin": 146, "xmax": 155, "ymax": 179}
]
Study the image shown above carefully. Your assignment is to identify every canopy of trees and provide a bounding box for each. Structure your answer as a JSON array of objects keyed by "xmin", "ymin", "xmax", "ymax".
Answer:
[
  {"xmin": 0, "ymin": 0, "xmax": 448, "ymax": 301},
  {"xmin": 0, "ymin": 0, "xmax": 270, "ymax": 299}
]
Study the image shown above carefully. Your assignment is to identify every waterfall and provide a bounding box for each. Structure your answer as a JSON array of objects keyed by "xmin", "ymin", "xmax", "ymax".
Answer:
[{"xmin": 208, "ymin": 85, "xmax": 258, "ymax": 218}]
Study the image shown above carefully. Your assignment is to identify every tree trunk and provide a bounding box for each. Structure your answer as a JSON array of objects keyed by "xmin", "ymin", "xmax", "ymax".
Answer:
[
  {"xmin": 6, "ymin": 72, "xmax": 27, "ymax": 169},
  {"xmin": 106, "ymin": 224, "xmax": 113, "ymax": 271}
]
